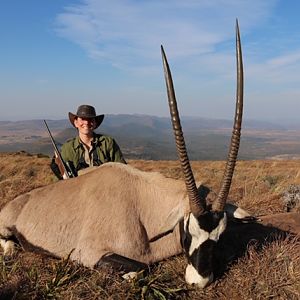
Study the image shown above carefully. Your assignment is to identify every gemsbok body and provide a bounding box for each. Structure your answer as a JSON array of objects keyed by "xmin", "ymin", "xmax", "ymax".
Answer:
[{"xmin": 2, "ymin": 21, "xmax": 297, "ymax": 288}]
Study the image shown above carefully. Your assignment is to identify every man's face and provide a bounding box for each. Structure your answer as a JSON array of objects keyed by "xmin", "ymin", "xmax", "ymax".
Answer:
[{"xmin": 74, "ymin": 117, "xmax": 96, "ymax": 135}]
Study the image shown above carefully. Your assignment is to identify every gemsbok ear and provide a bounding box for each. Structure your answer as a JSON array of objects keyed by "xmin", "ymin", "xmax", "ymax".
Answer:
[{"xmin": 149, "ymin": 201, "xmax": 186, "ymax": 242}]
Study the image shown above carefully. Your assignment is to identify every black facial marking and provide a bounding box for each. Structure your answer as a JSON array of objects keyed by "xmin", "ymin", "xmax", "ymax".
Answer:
[
  {"xmin": 181, "ymin": 211, "xmax": 225, "ymax": 254},
  {"xmin": 197, "ymin": 211, "xmax": 225, "ymax": 232},
  {"xmin": 180, "ymin": 211, "xmax": 226, "ymax": 277},
  {"xmin": 190, "ymin": 239, "xmax": 216, "ymax": 277},
  {"xmin": 180, "ymin": 217, "xmax": 191, "ymax": 254}
]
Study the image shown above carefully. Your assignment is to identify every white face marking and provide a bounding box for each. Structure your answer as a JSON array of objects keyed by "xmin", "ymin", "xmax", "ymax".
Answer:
[
  {"xmin": 185, "ymin": 213, "xmax": 227, "ymax": 256},
  {"xmin": 209, "ymin": 213, "xmax": 227, "ymax": 241},
  {"xmin": 185, "ymin": 214, "xmax": 209, "ymax": 256},
  {"xmin": 185, "ymin": 263, "xmax": 213, "ymax": 288}
]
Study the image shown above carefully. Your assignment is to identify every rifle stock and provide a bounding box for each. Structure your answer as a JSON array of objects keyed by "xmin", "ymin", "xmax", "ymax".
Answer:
[{"xmin": 44, "ymin": 120, "xmax": 76, "ymax": 179}]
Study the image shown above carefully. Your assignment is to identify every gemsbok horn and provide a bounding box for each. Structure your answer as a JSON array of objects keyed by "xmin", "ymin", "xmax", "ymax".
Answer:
[{"xmin": 160, "ymin": 19, "xmax": 243, "ymax": 286}]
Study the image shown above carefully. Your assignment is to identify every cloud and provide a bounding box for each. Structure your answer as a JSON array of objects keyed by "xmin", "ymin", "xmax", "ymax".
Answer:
[
  {"xmin": 244, "ymin": 50, "xmax": 300, "ymax": 90},
  {"xmin": 267, "ymin": 52, "xmax": 300, "ymax": 68},
  {"xmin": 51, "ymin": 0, "xmax": 300, "ymax": 121},
  {"xmin": 54, "ymin": 0, "xmax": 277, "ymax": 70}
]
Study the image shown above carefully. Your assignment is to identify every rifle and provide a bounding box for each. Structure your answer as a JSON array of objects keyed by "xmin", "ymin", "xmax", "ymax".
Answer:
[{"xmin": 44, "ymin": 120, "xmax": 77, "ymax": 179}]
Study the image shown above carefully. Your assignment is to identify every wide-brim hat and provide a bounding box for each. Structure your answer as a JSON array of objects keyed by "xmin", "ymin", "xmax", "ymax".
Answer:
[{"xmin": 69, "ymin": 105, "xmax": 104, "ymax": 129}]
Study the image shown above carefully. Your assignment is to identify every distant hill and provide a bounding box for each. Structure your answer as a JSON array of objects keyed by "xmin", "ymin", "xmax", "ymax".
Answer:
[{"xmin": 1, "ymin": 114, "xmax": 300, "ymax": 160}]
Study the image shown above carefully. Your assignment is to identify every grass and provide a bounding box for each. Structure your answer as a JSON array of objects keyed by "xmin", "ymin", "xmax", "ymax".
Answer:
[{"xmin": 0, "ymin": 151, "xmax": 300, "ymax": 299}]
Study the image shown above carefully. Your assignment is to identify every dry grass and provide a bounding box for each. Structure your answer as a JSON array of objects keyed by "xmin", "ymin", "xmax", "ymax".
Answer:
[
  {"xmin": 0, "ymin": 151, "xmax": 54, "ymax": 210},
  {"xmin": 0, "ymin": 152, "xmax": 300, "ymax": 299}
]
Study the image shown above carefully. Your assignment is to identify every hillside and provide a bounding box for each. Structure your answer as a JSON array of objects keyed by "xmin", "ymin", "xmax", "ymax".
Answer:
[
  {"xmin": 0, "ymin": 152, "xmax": 299, "ymax": 299},
  {"xmin": 1, "ymin": 115, "xmax": 300, "ymax": 160}
]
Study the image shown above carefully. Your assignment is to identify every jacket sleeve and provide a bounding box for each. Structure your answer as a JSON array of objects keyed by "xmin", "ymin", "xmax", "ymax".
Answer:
[
  {"xmin": 110, "ymin": 138, "xmax": 126, "ymax": 164},
  {"xmin": 61, "ymin": 141, "xmax": 77, "ymax": 166}
]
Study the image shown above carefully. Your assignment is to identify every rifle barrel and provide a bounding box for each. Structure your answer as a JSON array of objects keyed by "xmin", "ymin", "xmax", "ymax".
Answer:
[{"xmin": 44, "ymin": 120, "xmax": 70, "ymax": 178}]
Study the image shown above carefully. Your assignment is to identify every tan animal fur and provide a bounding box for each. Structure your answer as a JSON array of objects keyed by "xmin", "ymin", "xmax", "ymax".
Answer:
[
  {"xmin": 0, "ymin": 162, "xmax": 255, "ymax": 267},
  {"xmin": 0, "ymin": 162, "xmax": 188, "ymax": 266}
]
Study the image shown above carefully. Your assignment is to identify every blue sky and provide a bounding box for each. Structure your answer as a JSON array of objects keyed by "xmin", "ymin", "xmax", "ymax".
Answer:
[{"xmin": 1, "ymin": 0, "xmax": 300, "ymax": 122}]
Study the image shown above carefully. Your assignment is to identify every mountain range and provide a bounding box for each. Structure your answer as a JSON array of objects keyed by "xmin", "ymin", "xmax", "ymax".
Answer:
[{"xmin": 1, "ymin": 114, "xmax": 300, "ymax": 160}]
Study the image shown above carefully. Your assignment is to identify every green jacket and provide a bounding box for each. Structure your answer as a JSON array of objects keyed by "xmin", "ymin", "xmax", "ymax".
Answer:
[{"xmin": 61, "ymin": 133, "xmax": 126, "ymax": 172}]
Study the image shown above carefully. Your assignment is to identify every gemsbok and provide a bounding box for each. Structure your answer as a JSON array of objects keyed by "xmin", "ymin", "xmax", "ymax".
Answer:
[{"xmin": 0, "ymin": 21, "xmax": 299, "ymax": 288}]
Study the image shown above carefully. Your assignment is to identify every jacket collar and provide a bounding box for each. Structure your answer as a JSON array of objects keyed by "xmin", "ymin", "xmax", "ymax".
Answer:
[{"xmin": 74, "ymin": 133, "xmax": 103, "ymax": 149}]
